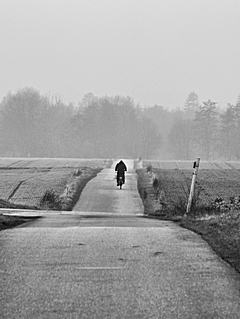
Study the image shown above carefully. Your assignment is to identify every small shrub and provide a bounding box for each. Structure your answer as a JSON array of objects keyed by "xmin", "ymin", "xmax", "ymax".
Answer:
[
  {"xmin": 73, "ymin": 168, "xmax": 82, "ymax": 177},
  {"xmin": 174, "ymin": 195, "xmax": 188, "ymax": 215},
  {"xmin": 146, "ymin": 165, "xmax": 152, "ymax": 173},
  {"xmin": 40, "ymin": 189, "xmax": 61, "ymax": 210},
  {"xmin": 212, "ymin": 195, "xmax": 240, "ymax": 211},
  {"xmin": 153, "ymin": 177, "xmax": 159, "ymax": 189},
  {"xmin": 143, "ymin": 189, "xmax": 148, "ymax": 200},
  {"xmin": 153, "ymin": 177, "xmax": 160, "ymax": 200}
]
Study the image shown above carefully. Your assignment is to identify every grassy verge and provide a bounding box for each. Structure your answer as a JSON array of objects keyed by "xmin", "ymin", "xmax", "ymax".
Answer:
[
  {"xmin": 59, "ymin": 167, "xmax": 101, "ymax": 210},
  {"xmin": 0, "ymin": 167, "xmax": 101, "ymax": 211},
  {"xmin": 39, "ymin": 167, "xmax": 101, "ymax": 211},
  {"xmin": 0, "ymin": 214, "xmax": 40, "ymax": 231},
  {"xmin": 179, "ymin": 212, "xmax": 240, "ymax": 273},
  {"xmin": 136, "ymin": 168, "xmax": 240, "ymax": 273}
]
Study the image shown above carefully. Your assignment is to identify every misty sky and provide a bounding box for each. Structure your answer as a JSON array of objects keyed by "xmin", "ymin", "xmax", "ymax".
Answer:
[{"xmin": 0, "ymin": 0, "xmax": 239, "ymax": 108}]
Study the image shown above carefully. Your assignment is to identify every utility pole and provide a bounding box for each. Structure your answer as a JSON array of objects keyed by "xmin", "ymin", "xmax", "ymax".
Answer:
[{"xmin": 185, "ymin": 158, "xmax": 200, "ymax": 216}]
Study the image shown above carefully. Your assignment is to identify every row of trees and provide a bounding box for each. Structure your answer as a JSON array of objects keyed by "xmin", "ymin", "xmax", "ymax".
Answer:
[
  {"xmin": 0, "ymin": 88, "xmax": 239, "ymax": 160},
  {"xmin": 141, "ymin": 91, "xmax": 240, "ymax": 160},
  {"xmin": 0, "ymin": 88, "xmax": 160, "ymax": 158},
  {"xmin": 158, "ymin": 92, "xmax": 240, "ymax": 160}
]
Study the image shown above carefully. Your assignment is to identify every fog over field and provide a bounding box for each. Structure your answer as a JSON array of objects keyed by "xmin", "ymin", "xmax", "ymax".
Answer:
[{"xmin": 0, "ymin": 1, "xmax": 239, "ymax": 159}]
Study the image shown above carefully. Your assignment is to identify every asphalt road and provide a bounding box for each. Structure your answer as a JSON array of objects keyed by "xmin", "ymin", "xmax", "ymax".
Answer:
[
  {"xmin": 73, "ymin": 159, "xmax": 143, "ymax": 214},
  {"xmin": 1, "ymin": 160, "xmax": 240, "ymax": 318}
]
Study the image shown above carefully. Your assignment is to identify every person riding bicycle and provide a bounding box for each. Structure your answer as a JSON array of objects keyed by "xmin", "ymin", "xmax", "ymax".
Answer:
[{"xmin": 115, "ymin": 160, "xmax": 127, "ymax": 186}]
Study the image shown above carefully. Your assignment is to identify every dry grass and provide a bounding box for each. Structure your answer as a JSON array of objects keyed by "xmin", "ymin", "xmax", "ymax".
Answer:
[
  {"xmin": 0, "ymin": 158, "xmax": 111, "ymax": 210},
  {"xmin": 3, "ymin": 168, "xmax": 72, "ymax": 208},
  {"xmin": 140, "ymin": 162, "xmax": 240, "ymax": 214},
  {"xmin": 0, "ymin": 157, "xmax": 112, "ymax": 169}
]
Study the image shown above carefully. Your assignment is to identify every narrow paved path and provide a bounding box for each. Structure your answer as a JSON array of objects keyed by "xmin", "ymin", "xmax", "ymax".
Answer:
[
  {"xmin": 1, "ymin": 160, "xmax": 240, "ymax": 318},
  {"xmin": 73, "ymin": 159, "xmax": 143, "ymax": 214}
]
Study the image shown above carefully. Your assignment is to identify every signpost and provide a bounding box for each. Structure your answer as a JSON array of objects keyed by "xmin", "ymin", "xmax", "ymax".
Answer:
[{"xmin": 185, "ymin": 157, "xmax": 200, "ymax": 216}]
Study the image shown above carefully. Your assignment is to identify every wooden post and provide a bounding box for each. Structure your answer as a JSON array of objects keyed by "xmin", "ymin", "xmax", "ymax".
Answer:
[{"xmin": 185, "ymin": 157, "xmax": 200, "ymax": 216}]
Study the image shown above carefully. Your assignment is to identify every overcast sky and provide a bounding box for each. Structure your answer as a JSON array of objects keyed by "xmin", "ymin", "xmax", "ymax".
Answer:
[{"xmin": 0, "ymin": 0, "xmax": 239, "ymax": 108}]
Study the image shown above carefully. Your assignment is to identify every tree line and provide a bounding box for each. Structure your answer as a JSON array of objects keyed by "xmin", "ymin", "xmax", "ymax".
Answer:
[
  {"xmin": 0, "ymin": 88, "xmax": 160, "ymax": 158},
  {"xmin": 0, "ymin": 88, "xmax": 239, "ymax": 160},
  {"xmin": 169, "ymin": 93, "xmax": 240, "ymax": 160},
  {"xmin": 143, "ymin": 92, "xmax": 240, "ymax": 160}
]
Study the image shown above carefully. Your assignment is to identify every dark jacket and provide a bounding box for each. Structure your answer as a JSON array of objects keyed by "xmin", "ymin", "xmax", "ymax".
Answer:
[{"xmin": 115, "ymin": 161, "xmax": 127, "ymax": 175}]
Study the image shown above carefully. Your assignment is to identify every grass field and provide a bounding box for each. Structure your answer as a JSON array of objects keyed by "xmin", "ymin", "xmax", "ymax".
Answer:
[
  {"xmin": 141, "ymin": 160, "xmax": 240, "ymax": 214},
  {"xmin": 137, "ymin": 160, "xmax": 240, "ymax": 273},
  {"xmin": 0, "ymin": 158, "xmax": 112, "ymax": 210}
]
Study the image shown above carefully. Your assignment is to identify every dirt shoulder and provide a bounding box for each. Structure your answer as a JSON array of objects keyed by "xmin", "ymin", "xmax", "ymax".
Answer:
[{"xmin": 136, "ymin": 168, "xmax": 240, "ymax": 273}]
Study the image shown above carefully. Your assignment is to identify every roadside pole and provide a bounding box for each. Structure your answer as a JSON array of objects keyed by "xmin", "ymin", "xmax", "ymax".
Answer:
[{"xmin": 185, "ymin": 158, "xmax": 200, "ymax": 216}]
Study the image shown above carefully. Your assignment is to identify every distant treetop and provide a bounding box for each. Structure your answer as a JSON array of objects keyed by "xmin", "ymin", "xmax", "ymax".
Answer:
[{"xmin": 184, "ymin": 92, "xmax": 199, "ymax": 113}]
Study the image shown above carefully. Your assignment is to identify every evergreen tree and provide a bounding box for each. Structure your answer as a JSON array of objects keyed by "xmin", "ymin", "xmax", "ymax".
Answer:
[
  {"xmin": 194, "ymin": 100, "xmax": 218, "ymax": 159},
  {"xmin": 231, "ymin": 100, "xmax": 240, "ymax": 158},
  {"xmin": 184, "ymin": 92, "xmax": 199, "ymax": 118},
  {"xmin": 219, "ymin": 104, "xmax": 236, "ymax": 159},
  {"xmin": 236, "ymin": 94, "xmax": 240, "ymax": 107}
]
